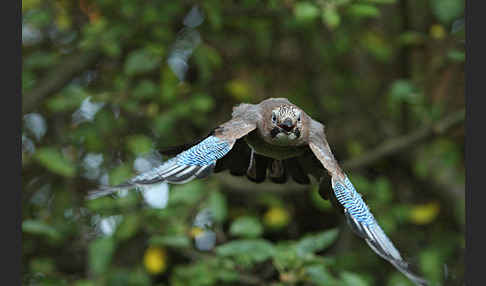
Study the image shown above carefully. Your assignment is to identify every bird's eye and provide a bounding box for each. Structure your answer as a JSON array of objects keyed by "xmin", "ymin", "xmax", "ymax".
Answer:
[
  {"xmin": 297, "ymin": 115, "xmax": 301, "ymax": 122},
  {"xmin": 272, "ymin": 113, "xmax": 277, "ymax": 123}
]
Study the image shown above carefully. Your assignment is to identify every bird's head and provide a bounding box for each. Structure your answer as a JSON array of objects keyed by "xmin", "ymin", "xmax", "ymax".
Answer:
[{"xmin": 268, "ymin": 104, "xmax": 303, "ymax": 144}]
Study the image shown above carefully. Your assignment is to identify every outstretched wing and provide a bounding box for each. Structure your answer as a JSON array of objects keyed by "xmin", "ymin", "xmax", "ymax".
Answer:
[
  {"xmin": 307, "ymin": 120, "xmax": 427, "ymax": 286},
  {"xmin": 87, "ymin": 105, "xmax": 258, "ymax": 199}
]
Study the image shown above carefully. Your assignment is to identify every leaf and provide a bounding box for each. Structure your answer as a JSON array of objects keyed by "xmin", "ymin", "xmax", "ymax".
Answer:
[
  {"xmin": 169, "ymin": 182, "xmax": 204, "ymax": 206},
  {"xmin": 208, "ymin": 191, "xmax": 227, "ymax": 223},
  {"xmin": 340, "ymin": 271, "xmax": 369, "ymax": 286},
  {"xmin": 386, "ymin": 272, "xmax": 415, "ymax": 286},
  {"xmin": 74, "ymin": 280, "xmax": 95, "ymax": 286},
  {"xmin": 22, "ymin": 219, "xmax": 62, "ymax": 241},
  {"xmin": 294, "ymin": 2, "xmax": 320, "ymax": 22},
  {"xmin": 192, "ymin": 93, "xmax": 214, "ymax": 112},
  {"xmin": 430, "ymin": 0, "xmax": 464, "ymax": 24},
  {"xmin": 229, "ymin": 216, "xmax": 263, "ymax": 238},
  {"xmin": 125, "ymin": 134, "xmax": 153, "ymax": 155},
  {"xmin": 124, "ymin": 49, "xmax": 160, "ymax": 76},
  {"xmin": 29, "ymin": 257, "xmax": 56, "ymax": 275},
  {"xmin": 305, "ymin": 264, "xmax": 338, "ymax": 286},
  {"xmin": 150, "ymin": 235, "xmax": 191, "ymax": 248},
  {"xmin": 309, "ymin": 185, "xmax": 333, "ymax": 211},
  {"xmin": 115, "ymin": 214, "xmax": 140, "ymax": 241},
  {"xmin": 347, "ymin": 4, "xmax": 380, "ymax": 19},
  {"xmin": 143, "ymin": 246, "xmax": 168, "ymax": 274},
  {"xmin": 33, "ymin": 147, "xmax": 76, "ymax": 177},
  {"xmin": 108, "ymin": 164, "xmax": 132, "ymax": 186},
  {"xmin": 225, "ymin": 80, "xmax": 252, "ymax": 101},
  {"xmin": 374, "ymin": 176, "xmax": 392, "ymax": 203},
  {"xmin": 171, "ymin": 259, "xmax": 218, "ymax": 286},
  {"xmin": 46, "ymin": 86, "xmax": 88, "ymax": 113},
  {"xmin": 448, "ymin": 50, "xmax": 465, "ymax": 62},
  {"xmin": 24, "ymin": 51, "xmax": 59, "ymax": 69},
  {"xmin": 429, "ymin": 24, "xmax": 446, "ymax": 39},
  {"xmin": 388, "ymin": 80, "xmax": 420, "ymax": 103},
  {"xmin": 409, "ymin": 202, "xmax": 441, "ymax": 225},
  {"xmin": 263, "ymin": 206, "xmax": 290, "ymax": 229},
  {"xmin": 88, "ymin": 237, "xmax": 116, "ymax": 275},
  {"xmin": 398, "ymin": 31, "xmax": 426, "ymax": 46},
  {"xmin": 419, "ymin": 248, "xmax": 443, "ymax": 283},
  {"xmin": 361, "ymin": 31, "xmax": 392, "ymax": 61},
  {"xmin": 296, "ymin": 229, "xmax": 339, "ymax": 256},
  {"xmin": 216, "ymin": 239, "xmax": 275, "ymax": 264},
  {"xmin": 364, "ymin": 0, "xmax": 396, "ymax": 3},
  {"xmin": 133, "ymin": 80, "xmax": 158, "ymax": 99},
  {"xmin": 322, "ymin": 8, "xmax": 341, "ymax": 30}
]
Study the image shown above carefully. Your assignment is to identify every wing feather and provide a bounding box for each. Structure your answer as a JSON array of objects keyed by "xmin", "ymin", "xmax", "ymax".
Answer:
[
  {"xmin": 307, "ymin": 119, "xmax": 427, "ymax": 286},
  {"xmin": 87, "ymin": 106, "xmax": 259, "ymax": 199}
]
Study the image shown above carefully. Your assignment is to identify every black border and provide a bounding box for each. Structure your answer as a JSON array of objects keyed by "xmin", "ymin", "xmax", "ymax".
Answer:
[
  {"xmin": 465, "ymin": 0, "xmax": 476, "ymax": 286},
  {"xmin": 8, "ymin": 0, "xmax": 22, "ymax": 284}
]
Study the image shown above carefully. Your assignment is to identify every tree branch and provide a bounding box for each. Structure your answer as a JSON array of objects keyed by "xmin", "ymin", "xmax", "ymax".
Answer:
[
  {"xmin": 342, "ymin": 108, "xmax": 465, "ymax": 170},
  {"xmin": 22, "ymin": 51, "xmax": 100, "ymax": 114}
]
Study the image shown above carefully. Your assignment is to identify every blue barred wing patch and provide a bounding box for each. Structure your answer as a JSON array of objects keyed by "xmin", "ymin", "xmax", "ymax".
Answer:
[
  {"xmin": 332, "ymin": 176, "xmax": 375, "ymax": 226},
  {"xmin": 129, "ymin": 136, "xmax": 232, "ymax": 185},
  {"xmin": 332, "ymin": 175, "xmax": 402, "ymax": 260},
  {"xmin": 331, "ymin": 175, "xmax": 427, "ymax": 286},
  {"xmin": 176, "ymin": 136, "xmax": 232, "ymax": 166}
]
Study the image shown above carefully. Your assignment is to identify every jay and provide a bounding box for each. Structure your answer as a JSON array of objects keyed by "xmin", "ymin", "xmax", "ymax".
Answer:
[{"xmin": 89, "ymin": 98, "xmax": 427, "ymax": 285}]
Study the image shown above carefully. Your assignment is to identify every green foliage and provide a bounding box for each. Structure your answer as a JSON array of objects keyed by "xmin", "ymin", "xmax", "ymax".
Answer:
[
  {"xmin": 294, "ymin": 2, "xmax": 320, "ymax": 23},
  {"xmin": 126, "ymin": 135, "xmax": 153, "ymax": 155},
  {"xmin": 46, "ymin": 86, "xmax": 88, "ymax": 112},
  {"xmin": 207, "ymin": 190, "xmax": 227, "ymax": 223},
  {"xmin": 229, "ymin": 216, "xmax": 263, "ymax": 238},
  {"xmin": 33, "ymin": 147, "xmax": 76, "ymax": 178},
  {"xmin": 89, "ymin": 237, "xmax": 116, "ymax": 275},
  {"xmin": 430, "ymin": 0, "xmax": 464, "ymax": 24},
  {"xmin": 347, "ymin": 4, "xmax": 381, "ymax": 19},
  {"xmin": 22, "ymin": 0, "xmax": 464, "ymax": 285},
  {"xmin": 125, "ymin": 50, "xmax": 161, "ymax": 76},
  {"xmin": 216, "ymin": 239, "xmax": 276, "ymax": 266},
  {"xmin": 22, "ymin": 219, "xmax": 63, "ymax": 241},
  {"xmin": 340, "ymin": 271, "xmax": 370, "ymax": 286},
  {"xmin": 296, "ymin": 229, "xmax": 339, "ymax": 257},
  {"xmin": 149, "ymin": 235, "xmax": 191, "ymax": 249},
  {"xmin": 108, "ymin": 164, "xmax": 132, "ymax": 186}
]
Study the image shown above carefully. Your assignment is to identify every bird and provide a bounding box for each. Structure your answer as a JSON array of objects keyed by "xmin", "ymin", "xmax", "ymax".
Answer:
[{"xmin": 88, "ymin": 98, "xmax": 428, "ymax": 286}]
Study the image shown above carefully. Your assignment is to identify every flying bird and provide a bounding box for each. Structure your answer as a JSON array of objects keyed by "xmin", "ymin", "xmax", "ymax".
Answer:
[{"xmin": 88, "ymin": 98, "xmax": 427, "ymax": 285}]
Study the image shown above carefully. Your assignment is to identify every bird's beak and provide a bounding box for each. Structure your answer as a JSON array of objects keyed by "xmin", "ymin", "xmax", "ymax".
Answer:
[{"xmin": 279, "ymin": 118, "xmax": 295, "ymax": 132}]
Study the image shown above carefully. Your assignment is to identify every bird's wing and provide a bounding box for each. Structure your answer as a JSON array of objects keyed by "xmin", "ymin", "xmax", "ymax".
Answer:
[
  {"xmin": 87, "ymin": 107, "xmax": 258, "ymax": 199},
  {"xmin": 307, "ymin": 120, "xmax": 427, "ymax": 286}
]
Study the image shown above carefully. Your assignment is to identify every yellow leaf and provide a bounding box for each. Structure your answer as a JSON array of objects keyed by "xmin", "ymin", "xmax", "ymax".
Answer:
[
  {"xmin": 409, "ymin": 202, "xmax": 440, "ymax": 225},
  {"xmin": 430, "ymin": 24, "xmax": 446, "ymax": 40},
  {"xmin": 263, "ymin": 206, "xmax": 290, "ymax": 229},
  {"xmin": 22, "ymin": 0, "xmax": 41, "ymax": 12},
  {"xmin": 225, "ymin": 80, "xmax": 252, "ymax": 101},
  {"xmin": 143, "ymin": 246, "xmax": 167, "ymax": 275},
  {"xmin": 189, "ymin": 226, "xmax": 204, "ymax": 238}
]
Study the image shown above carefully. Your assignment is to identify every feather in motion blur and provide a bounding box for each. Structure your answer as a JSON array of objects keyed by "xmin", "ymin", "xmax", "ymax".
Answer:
[{"xmin": 88, "ymin": 98, "xmax": 428, "ymax": 286}]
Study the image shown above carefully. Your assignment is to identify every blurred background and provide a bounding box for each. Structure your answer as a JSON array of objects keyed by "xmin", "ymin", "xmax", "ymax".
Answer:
[{"xmin": 22, "ymin": 0, "xmax": 465, "ymax": 285}]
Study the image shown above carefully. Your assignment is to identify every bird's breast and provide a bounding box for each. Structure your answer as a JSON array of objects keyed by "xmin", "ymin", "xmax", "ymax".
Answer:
[{"xmin": 244, "ymin": 131, "xmax": 307, "ymax": 160}]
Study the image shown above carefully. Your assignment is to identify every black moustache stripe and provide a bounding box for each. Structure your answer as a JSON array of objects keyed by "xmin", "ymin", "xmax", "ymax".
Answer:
[
  {"xmin": 270, "ymin": 127, "xmax": 280, "ymax": 138},
  {"xmin": 294, "ymin": 128, "xmax": 301, "ymax": 138},
  {"xmin": 270, "ymin": 127, "xmax": 301, "ymax": 138}
]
